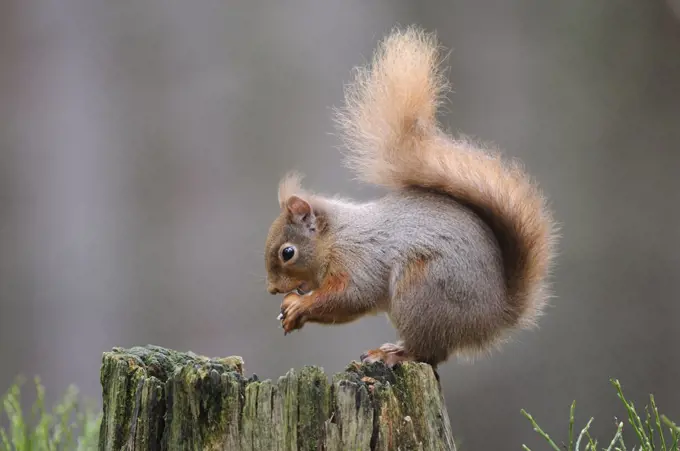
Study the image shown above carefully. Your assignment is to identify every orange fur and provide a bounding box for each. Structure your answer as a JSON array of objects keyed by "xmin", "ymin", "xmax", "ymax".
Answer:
[
  {"xmin": 393, "ymin": 255, "xmax": 430, "ymax": 298},
  {"xmin": 333, "ymin": 26, "xmax": 558, "ymax": 330},
  {"xmin": 279, "ymin": 270, "xmax": 359, "ymax": 333}
]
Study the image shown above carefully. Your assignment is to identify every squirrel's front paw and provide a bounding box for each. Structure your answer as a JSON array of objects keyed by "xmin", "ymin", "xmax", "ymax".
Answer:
[{"xmin": 279, "ymin": 292, "xmax": 308, "ymax": 335}]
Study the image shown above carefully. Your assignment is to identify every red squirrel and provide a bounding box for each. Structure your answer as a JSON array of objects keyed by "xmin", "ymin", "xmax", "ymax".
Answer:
[{"xmin": 264, "ymin": 26, "xmax": 558, "ymax": 369}]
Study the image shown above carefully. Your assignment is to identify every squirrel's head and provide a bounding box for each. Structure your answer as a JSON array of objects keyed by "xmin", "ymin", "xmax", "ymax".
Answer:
[{"xmin": 264, "ymin": 174, "xmax": 325, "ymax": 295}]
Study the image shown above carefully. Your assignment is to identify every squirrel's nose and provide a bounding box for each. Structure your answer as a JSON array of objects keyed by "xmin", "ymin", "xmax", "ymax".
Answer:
[{"xmin": 267, "ymin": 284, "xmax": 279, "ymax": 295}]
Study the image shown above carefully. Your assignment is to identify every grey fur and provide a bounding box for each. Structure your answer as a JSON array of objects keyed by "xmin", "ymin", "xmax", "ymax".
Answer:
[{"xmin": 321, "ymin": 187, "xmax": 507, "ymax": 363}]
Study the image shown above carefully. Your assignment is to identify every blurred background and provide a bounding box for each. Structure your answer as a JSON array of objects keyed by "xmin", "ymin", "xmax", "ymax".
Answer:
[{"xmin": 1, "ymin": 0, "xmax": 679, "ymax": 448}]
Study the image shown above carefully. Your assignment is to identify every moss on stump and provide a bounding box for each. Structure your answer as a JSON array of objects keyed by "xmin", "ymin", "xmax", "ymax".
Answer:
[{"xmin": 99, "ymin": 344, "xmax": 456, "ymax": 450}]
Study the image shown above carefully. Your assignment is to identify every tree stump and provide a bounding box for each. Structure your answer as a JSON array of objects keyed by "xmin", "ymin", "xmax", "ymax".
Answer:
[{"xmin": 98, "ymin": 345, "xmax": 456, "ymax": 450}]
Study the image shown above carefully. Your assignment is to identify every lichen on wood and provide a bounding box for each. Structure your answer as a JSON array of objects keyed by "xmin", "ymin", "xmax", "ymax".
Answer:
[{"xmin": 99, "ymin": 344, "xmax": 456, "ymax": 450}]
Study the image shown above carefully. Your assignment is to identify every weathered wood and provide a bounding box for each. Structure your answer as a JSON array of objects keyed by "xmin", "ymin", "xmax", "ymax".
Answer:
[{"xmin": 99, "ymin": 344, "xmax": 456, "ymax": 450}]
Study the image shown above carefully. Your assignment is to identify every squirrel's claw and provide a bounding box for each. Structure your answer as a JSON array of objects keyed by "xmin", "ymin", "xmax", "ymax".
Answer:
[{"xmin": 279, "ymin": 292, "xmax": 307, "ymax": 334}]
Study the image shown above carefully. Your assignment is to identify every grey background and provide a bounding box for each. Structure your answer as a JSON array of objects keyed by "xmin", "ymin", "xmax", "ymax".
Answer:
[{"xmin": 1, "ymin": 0, "xmax": 679, "ymax": 448}]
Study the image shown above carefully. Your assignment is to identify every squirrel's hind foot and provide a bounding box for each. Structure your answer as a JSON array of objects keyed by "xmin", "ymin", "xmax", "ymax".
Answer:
[{"xmin": 360, "ymin": 342, "xmax": 414, "ymax": 368}]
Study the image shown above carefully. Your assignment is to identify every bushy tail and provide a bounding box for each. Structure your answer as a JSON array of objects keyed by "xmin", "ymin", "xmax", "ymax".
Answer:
[{"xmin": 333, "ymin": 26, "xmax": 558, "ymax": 328}]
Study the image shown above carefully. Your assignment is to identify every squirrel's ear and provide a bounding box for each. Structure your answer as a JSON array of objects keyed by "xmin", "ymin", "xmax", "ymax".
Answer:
[
  {"xmin": 285, "ymin": 195, "xmax": 316, "ymax": 229},
  {"xmin": 278, "ymin": 172, "xmax": 304, "ymax": 208}
]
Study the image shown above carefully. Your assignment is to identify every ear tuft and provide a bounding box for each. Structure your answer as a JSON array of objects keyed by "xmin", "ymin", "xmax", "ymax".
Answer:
[
  {"xmin": 278, "ymin": 172, "xmax": 304, "ymax": 208},
  {"xmin": 277, "ymin": 172, "xmax": 318, "ymax": 231}
]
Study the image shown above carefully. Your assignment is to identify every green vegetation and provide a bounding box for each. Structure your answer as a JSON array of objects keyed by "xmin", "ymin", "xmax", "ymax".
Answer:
[
  {"xmin": 522, "ymin": 379, "xmax": 680, "ymax": 451},
  {"xmin": 1, "ymin": 376, "xmax": 100, "ymax": 451}
]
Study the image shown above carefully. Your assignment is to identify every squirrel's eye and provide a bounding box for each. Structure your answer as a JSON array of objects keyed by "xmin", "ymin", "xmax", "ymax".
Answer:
[{"xmin": 281, "ymin": 246, "xmax": 296, "ymax": 262}]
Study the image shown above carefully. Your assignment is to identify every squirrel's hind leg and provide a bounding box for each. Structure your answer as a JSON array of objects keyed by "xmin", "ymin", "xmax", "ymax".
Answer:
[
  {"xmin": 359, "ymin": 343, "xmax": 442, "ymax": 390},
  {"xmin": 360, "ymin": 341, "xmax": 414, "ymax": 367},
  {"xmin": 382, "ymin": 256, "xmax": 464, "ymax": 367}
]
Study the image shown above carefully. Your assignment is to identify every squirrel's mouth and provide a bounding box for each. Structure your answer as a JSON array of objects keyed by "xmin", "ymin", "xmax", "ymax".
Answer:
[
  {"xmin": 268, "ymin": 278, "xmax": 313, "ymax": 295},
  {"xmin": 269, "ymin": 279, "xmax": 314, "ymax": 296}
]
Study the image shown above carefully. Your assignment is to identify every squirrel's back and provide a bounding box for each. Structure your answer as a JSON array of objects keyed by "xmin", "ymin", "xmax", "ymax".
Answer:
[{"xmin": 332, "ymin": 26, "xmax": 558, "ymax": 330}]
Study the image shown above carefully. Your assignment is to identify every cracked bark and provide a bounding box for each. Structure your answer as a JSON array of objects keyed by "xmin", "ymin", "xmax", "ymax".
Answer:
[{"xmin": 98, "ymin": 345, "xmax": 456, "ymax": 450}]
